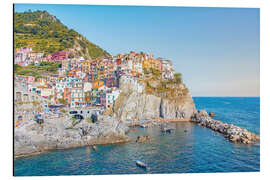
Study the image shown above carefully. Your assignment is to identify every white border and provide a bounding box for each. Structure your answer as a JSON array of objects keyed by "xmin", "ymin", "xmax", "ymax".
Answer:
[{"xmin": 1, "ymin": 0, "xmax": 269, "ymax": 179}]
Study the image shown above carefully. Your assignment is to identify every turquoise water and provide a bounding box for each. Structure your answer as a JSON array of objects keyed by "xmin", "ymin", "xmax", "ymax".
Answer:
[{"xmin": 14, "ymin": 97, "xmax": 260, "ymax": 176}]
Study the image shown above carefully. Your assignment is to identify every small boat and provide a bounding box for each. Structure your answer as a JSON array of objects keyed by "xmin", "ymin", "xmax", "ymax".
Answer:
[
  {"xmin": 92, "ymin": 145, "xmax": 98, "ymax": 151},
  {"xmin": 161, "ymin": 124, "xmax": 175, "ymax": 133},
  {"xmin": 136, "ymin": 160, "xmax": 147, "ymax": 168},
  {"xmin": 139, "ymin": 124, "xmax": 147, "ymax": 128}
]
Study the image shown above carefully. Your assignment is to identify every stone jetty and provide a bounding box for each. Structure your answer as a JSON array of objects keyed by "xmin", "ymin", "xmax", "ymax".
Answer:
[{"xmin": 191, "ymin": 110, "xmax": 259, "ymax": 144}]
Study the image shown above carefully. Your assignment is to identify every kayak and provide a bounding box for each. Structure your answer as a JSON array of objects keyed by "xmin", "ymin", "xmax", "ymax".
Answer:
[{"xmin": 136, "ymin": 160, "xmax": 147, "ymax": 168}]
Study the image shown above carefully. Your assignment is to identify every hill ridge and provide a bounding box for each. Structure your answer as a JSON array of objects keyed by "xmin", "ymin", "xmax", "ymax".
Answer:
[{"xmin": 14, "ymin": 10, "xmax": 110, "ymax": 59}]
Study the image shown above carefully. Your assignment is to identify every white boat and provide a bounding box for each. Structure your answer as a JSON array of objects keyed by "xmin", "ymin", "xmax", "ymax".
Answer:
[
  {"xmin": 160, "ymin": 124, "xmax": 175, "ymax": 132},
  {"xmin": 136, "ymin": 160, "xmax": 147, "ymax": 168}
]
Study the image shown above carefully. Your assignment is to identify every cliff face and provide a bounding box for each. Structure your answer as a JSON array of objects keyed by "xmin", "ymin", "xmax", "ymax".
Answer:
[
  {"xmin": 114, "ymin": 91, "xmax": 161, "ymax": 121},
  {"xmin": 113, "ymin": 79, "xmax": 197, "ymax": 121},
  {"xmin": 160, "ymin": 96, "xmax": 196, "ymax": 119}
]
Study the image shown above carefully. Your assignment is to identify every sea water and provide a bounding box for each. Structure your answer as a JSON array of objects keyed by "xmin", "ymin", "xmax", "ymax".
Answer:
[{"xmin": 14, "ymin": 97, "xmax": 260, "ymax": 176}]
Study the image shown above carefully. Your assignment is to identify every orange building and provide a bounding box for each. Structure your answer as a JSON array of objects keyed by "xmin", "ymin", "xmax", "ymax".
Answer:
[
  {"xmin": 92, "ymin": 80, "xmax": 104, "ymax": 89},
  {"xmin": 63, "ymin": 88, "xmax": 71, "ymax": 105},
  {"xmin": 81, "ymin": 59, "xmax": 91, "ymax": 74}
]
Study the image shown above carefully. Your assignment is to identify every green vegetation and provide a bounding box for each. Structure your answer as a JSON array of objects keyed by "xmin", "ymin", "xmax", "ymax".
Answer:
[
  {"xmin": 144, "ymin": 71, "xmax": 189, "ymax": 99},
  {"xmin": 86, "ymin": 117, "xmax": 93, "ymax": 123},
  {"xmin": 48, "ymin": 95, "xmax": 54, "ymax": 100},
  {"xmin": 14, "ymin": 10, "xmax": 110, "ymax": 58},
  {"xmin": 150, "ymin": 68, "xmax": 161, "ymax": 77},
  {"xmin": 59, "ymin": 109, "xmax": 67, "ymax": 113},
  {"xmin": 68, "ymin": 53, "xmax": 75, "ymax": 59},
  {"xmin": 14, "ymin": 62, "xmax": 61, "ymax": 77},
  {"xmin": 174, "ymin": 73, "xmax": 182, "ymax": 84},
  {"xmin": 58, "ymin": 99, "xmax": 68, "ymax": 105},
  {"xmin": 143, "ymin": 68, "xmax": 149, "ymax": 74}
]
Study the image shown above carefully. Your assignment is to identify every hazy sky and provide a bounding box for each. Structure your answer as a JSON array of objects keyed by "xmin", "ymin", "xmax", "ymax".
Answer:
[{"xmin": 15, "ymin": 4, "xmax": 260, "ymax": 97}]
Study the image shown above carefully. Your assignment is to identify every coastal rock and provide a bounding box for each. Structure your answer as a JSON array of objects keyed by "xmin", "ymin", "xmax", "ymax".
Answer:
[
  {"xmin": 114, "ymin": 91, "xmax": 161, "ymax": 121},
  {"xmin": 113, "ymin": 90, "xmax": 196, "ymax": 121},
  {"xmin": 209, "ymin": 112, "xmax": 217, "ymax": 117},
  {"xmin": 160, "ymin": 97, "xmax": 196, "ymax": 119},
  {"xmin": 14, "ymin": 112, "xmax": 131, "ymax": 158},
  {"xmin": 136, "ymin": 135, "xmax": 154, "ymax": 143},
  {"xmin": 191, "ymin": 110, "xmax": 259, "ymax": 144}
]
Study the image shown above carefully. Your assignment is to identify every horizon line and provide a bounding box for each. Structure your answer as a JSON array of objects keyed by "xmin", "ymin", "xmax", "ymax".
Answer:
[{"xmin": 192, "ymin": 96, "xmax": 260, "ymax": 98}]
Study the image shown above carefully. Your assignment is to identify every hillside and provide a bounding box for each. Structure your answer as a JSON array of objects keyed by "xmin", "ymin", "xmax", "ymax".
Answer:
[{"xmin": 14, "ymin": 10, "xmax": 110, "ymax": 59}]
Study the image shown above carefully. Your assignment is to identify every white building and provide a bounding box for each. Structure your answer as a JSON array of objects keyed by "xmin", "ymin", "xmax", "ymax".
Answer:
[
  {"xmin": 133, "ymin": 61, "xmax": 143, "ymax": 74},
  {"xmin": 162, "ymin": 60, "xmax": 175, "ymax": 80},
  {"xmin": 84, "ymin": 82, "xmax": 92, "ymax": 92},
  {"xmin": 40, "ymin": 88, "xmax": 54, "ymax": 98},
  {"xmin": 55, "ymin": 82, "xmax": 66, "ymax": 99},
  {"xmin": 70, "ymin": 83, "xmax": 84, "ymax": 108},
  {"xmin": 106, "ymin": 89, "xmax": 121, "ymax": 108}
]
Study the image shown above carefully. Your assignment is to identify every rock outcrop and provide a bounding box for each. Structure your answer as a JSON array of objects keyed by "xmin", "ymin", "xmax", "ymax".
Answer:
[
  {"xmin": 14, "ymin": 114, "xmax": 130, "ymax": 159},
  {"xmin": 160, "ymin": 97, "xmax": 196, "ymax": 119},
  {"xmin": 113, "ymin": 90, "xmax": 196, "ymax": 121},
  {"xmin": 114, "ymin": 91, "xmax": 161, "ymax": 121},
  {"xmin": 209, "ymin": 112, "xmax": 217, "ymax": 117},
  {"xmin": 191, "ymin": 110, "xmax": 259, "ymax": 144},
  {"xmin": 136, "ymin": 135, "xmax": 154, "ymax": 143},
  {"xmin": 114, "ymin": 75, "xmax": 197, "ymax": 122}
]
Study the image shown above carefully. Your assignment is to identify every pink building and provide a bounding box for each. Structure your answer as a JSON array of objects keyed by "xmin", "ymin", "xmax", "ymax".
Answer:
[
  {"xmin": 26, "ymin": 76, "xmax": 35, "ymax": 83},
  {"xmin": 51, "ymin": 51, "xmax": 75, "ymax": 61},
  {"xmin": 20, "ymin": 47, "xmax": 32, "ymax": 53}
]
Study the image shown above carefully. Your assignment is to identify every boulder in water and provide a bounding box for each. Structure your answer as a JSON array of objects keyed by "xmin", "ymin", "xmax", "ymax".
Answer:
[
  {"xmin": 136, "ymin": 135, "xmax": 154, "ymax": 143},
  {"xmin": 209, "ymin": 112, "xmax": 217, "ymax": 117}
]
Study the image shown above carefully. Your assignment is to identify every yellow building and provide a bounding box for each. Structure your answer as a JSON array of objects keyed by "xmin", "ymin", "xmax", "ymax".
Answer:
[
  {"xmin": 142, "ymin": 59, "xmax": 151, "ymax": 69},
  {"xmin": 81, "ymin": 59, "xmax": 91, "ymax": 74}
]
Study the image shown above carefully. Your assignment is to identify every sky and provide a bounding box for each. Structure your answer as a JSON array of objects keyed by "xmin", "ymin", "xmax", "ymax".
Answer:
[{"xmin": 14, "ymin": 4, "xmax": 260, "ymax": 97}]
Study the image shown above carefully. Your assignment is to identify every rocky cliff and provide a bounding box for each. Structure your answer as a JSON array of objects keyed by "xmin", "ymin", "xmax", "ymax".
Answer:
[{"xmin": 113, "ymin": 77, "xmax": 197, "ymax": 121}]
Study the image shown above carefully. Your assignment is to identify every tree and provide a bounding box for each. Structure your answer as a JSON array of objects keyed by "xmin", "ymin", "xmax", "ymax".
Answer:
[
  {"xmin": 143, "ymin": 68, "xmax": 149, "ymax": 74},
  {"xmin": 174, "ymin": 73, "xmax": 182, "ymax": 84},
  {"xmin": 14, "ymin": 10, "xmax": 111, "ymax": 59},
  {"xmin": 58, "ymin": 98, "xmax": 68, "ymax": 105},
  {"xmin": 14, "ymin": 64, "xmax": 22, "ymax": 73},
  {"xmin": 48, "ymin": 95, "xmax": 54, "ymax": 100}
]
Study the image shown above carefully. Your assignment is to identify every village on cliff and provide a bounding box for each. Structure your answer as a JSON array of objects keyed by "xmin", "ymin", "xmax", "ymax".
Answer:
[{"xmin": 14, "ymin": 47, "xmax": 176, "ymax": 109}]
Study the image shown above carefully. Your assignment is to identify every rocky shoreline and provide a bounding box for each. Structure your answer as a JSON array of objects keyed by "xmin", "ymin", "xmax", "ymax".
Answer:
[
  {"xmin": 191, "ymin": 110, "xmax": 259, "ymax": 144},
  {"xmin": 14, "ymin": 114, "xmax": 260, "ymax": 159},
  {"xmin": 14, "ymin": 112, "xmax": 131, "ymax": 159},
  {"xmin": 14, "ymin": 135, "xmax": 131, "ymax": 159},
  {"xmin": 14, "ymin": 109, "xmax": 260, "ymax": 159}
]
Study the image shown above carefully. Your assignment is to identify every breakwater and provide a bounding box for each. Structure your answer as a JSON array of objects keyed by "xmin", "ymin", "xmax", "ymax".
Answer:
[{"xmin": 191, "ymin": 110, "xmax": 259, "ymax": 144}]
